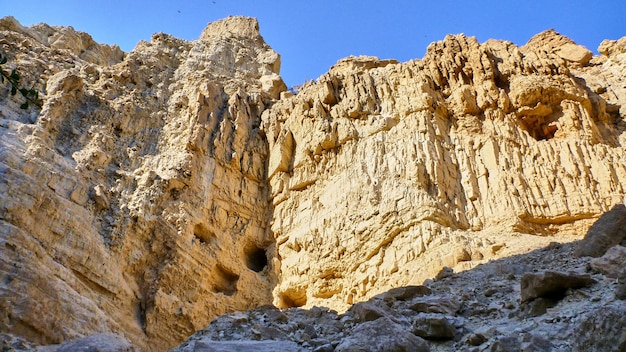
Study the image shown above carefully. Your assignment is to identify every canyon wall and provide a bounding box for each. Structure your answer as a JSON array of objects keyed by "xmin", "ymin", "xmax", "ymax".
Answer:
[
  {"xmin": 1, "ymin": 15, "xmax": 625, "ymax": 351},
  {"xmin": 263, "ymin": 30, "xmax": 626, "ymax": 310},
  {"xmin": 0, "ymin": 16, "xmax": 283, "ymax": 350}
]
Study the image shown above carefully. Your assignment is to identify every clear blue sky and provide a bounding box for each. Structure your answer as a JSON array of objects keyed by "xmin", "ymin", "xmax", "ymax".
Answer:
[{"xmin": 3, "ymin": 1, "xmax": 626, "ymax": 87}]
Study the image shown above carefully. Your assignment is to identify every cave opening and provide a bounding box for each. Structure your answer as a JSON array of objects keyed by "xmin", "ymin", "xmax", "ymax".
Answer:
[
  {"xmin": 212, "ymin": 264, "xmax": 239, "ymax": 296},
  {"xmin": 519, "ymin": 115, "xmax": 559, "ymax": 141},
  {"xmin": 193, "ymin": 223, "xmax": 215, "ymax": 244},
  {"xmin": 245, "ymin": 245, "xmax": 268, "ymax": 273}
]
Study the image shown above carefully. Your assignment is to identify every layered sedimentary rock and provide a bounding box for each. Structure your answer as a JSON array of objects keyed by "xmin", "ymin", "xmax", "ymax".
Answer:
[
  {"xmin": 1, "ymin": 16, "xmax": 284, "ymax": 350},
  {"xmin": 263, "ymin": 30, "xmax": 626, "ymax": 310},
  {"xmin": 1, "ymin": 14, "xmax": 626, "ymax": 351}
]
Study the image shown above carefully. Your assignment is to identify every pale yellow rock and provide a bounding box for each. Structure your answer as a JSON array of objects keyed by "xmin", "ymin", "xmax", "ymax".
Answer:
[
  {"xmin": 1, "ymin": 16, "xmax": 283, "ymax": 351},
  {"xmin": 556, "ymin": 43, "xmax": 593, "ymax": 65},
  {"xmin": 262, "ymin": 31, "xmax": 626, "ymax": 312},
  {"xmin": 2, "ymin": 16, "xmax": 626, "ymax": 352},
  {"xmin": 598, "ymin": 37, "xmax": 626, "ymax": 56}
]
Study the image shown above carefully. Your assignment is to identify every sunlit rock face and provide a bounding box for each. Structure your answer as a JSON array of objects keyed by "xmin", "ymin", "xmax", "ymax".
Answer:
[
  {"xmin": 0, "ymin": 16, "xmax": 284, "ymax": 351},
  {"xmin": 1, "ymin": 14, "xmax": 626, "ymax": 351},
  {"xmin": 263, "ymin": 30, "xmax": 626, "ymax": 311}
]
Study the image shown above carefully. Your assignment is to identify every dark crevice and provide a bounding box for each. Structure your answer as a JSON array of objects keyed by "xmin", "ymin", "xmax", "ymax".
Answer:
[
  {"xmin": 212, "ymin": 265, "xmax": 239, "ymax": 296},
  {"xmin": 245, "ymin": 245, "xmax": 268, "ymax": 272},
  {"xmin": 194, "ymin": 223, "xmax": 215, "ymax": 245}
]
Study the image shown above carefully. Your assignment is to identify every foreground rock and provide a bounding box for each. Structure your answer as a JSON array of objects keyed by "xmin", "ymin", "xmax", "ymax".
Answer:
[
  {"xmin": 589, "ymin": 245, "xmax": 626, "ymax": 278},
  {"xmin": 173, "ymin": 340, "xmax": 306, "ymax": 352},
  {"xmin": 573, "ymin": 303, "xmax": 626, "ymax": 351},
  {"xmin": 520, "ymin": 271, "xmax": 596, "ymax": 302},
  {"xmin": 575, "ymin": 204, "xmax": 626, "ymax": 257},
  {"xmin": 174, "ymin": 241, "xmax": 625, "ymax": 352}
]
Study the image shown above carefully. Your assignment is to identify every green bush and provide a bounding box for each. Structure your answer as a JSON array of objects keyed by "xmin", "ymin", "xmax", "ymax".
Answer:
[{"xmin": 0, "ymin": 51, "xmax": 41, "ymax": 109}]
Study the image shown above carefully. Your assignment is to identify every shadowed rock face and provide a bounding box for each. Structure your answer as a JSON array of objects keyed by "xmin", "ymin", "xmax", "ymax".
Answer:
[
  {"xmin": 171, "ymin": 241, "xmax": 625, "ymax": 352},
  {"xmin": 520, "ymin": 271, "xmax": 596, "ymax": 302},
  {"xmin": 575, "ymin": 204, "xmax": 626, "ymax": 257},
  {"xmin": 1, "ymin": 15, "xmax": 626, "ymax": 351}
]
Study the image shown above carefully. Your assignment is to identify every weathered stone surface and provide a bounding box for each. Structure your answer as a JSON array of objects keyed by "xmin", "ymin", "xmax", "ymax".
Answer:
[
  {"xmin": 573, "ymin": 303, "xmax": 626, "ymax": 352},
  {"xmin": 598, "ymin": 36, "xmax": 626, "ymax": 57},
  {"xmin": 1, "ymin": 16, "xmax": 284, "ymax": 351},
  {"xmin": 488, "ymin": 336, "xmax": 521, "ymax": 352},
  {"xmin": 589, "ymin": 245, "xmax": 626, "ymax": 278},
  {"xmin": 169, "ymin": 239, "xmax": 623, "ymax": 352},
  {"xmin": 523, "ymin": 297, "xmax": 558, "ymax": 317},
  {"xmin": 575, "ymin": 204, "xmax": 626, "ymax": 257},
  {"xmin": 486, "ymin": 333, "xmax": 554, "ymax": 352},
  {"xmin": 409, "ymin": 295, "xmax": 461, "ymax": 316},
  {"xmin": 412, "ymin": 313, "xmax": 458, "ymax": 340},
  {"xmin": 335, "ymin": 317, "xmax": 430, "ymax": 352},
  {"xmin": 520, "ymin": 271, "xmax": 596, "ymax": 302},
  {"xmin": 377, "ymin": 285, "xmax": 432, "ymax": 301},
  {"xmin": 38, "ymin": 333, "xmax": 136, "ymax": 352},
  {"xmin": 617, "ymin": 267, "xmax": 626, "ymax": 300},
  {"xmin": 346, "ymin": 301, "xmax": 392, "ymax": 323},
  {"xmin": 556, "ymin": 43, "xmax": 593, "ymax": 65},
  {"xmin": 2, "ymin": 15, "xmax": 626, "ymax": 352},
  {"xmin": 519, "ymin": 334, "xmax": 554, "ymax": 352},
  {"xmin": 171, "ymin": 340, "xmax": 306, "ymax": 352},
  {"xmin": 0, "ymin": 16, "xmax": 124, "ymax": 67},
  {"xmin": 264, "ymin": 28, "xmax": 626, "ymax": 311}
]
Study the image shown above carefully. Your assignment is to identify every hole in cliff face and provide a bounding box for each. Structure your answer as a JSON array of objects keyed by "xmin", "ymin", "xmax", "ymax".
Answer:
[
  {"xmin": 212, "ymin": 265, "xmax": 239, "ymax": 296},
  {"xmin": 245, "ymin": 244, "xmax": 268, "ymax": 273},
  {"xmin": 193, "ymin": 223, "xmax": 215, "ymax": 244},
  {"xmin": 277, "ymin": 289, "xmax": 307, "ymax": 309},
  {"xmin": 519, "ymin": 115, "xmax": 559, "ymax": 141}
]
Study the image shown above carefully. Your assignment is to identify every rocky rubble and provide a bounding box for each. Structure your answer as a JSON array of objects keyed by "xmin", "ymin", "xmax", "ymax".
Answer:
[{"xmin": 172, "ymin": 233, "xmax": 626, "ymax": 352}]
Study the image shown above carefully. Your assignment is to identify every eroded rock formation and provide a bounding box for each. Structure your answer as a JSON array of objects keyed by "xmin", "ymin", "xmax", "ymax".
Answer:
[
  {"xmin": 1, "ymin": 14, "xmax": 625, "ymax": 351},
  {"xmin": 172, "ymin": 240, "xmax": 626, "ymax": 352},
  {"xmin": 1, "ymin": 16, "xmax": 283, "ymax": 350},
  {"xmin": 263, "ymin": 30, "xmax": 626, "ymax": 310}
]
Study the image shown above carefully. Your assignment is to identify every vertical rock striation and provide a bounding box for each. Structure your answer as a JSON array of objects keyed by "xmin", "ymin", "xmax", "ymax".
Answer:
[
  {"xmin": 1, "ymin": 16, "xmax": 285, "ymax": 350},
  {"xmin": 2, "ymin": 15, "xmax": 626, "ymax": 351},
  {"xmin": 262, "ymin": 31, "xmax": 626, "ymax": 310}
]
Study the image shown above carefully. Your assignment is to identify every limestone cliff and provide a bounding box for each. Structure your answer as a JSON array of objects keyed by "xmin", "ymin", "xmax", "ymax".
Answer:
[
  {"xmin": 1, "ymin": 14, "xmax": 625, "ymax": 351},
  {"xmin": 1, "ymin": 16, "xmax": 284, "ymax": 350},
  {"xmin": 263, "ymin": 30, "xmax": 626, "ymax": 310}
]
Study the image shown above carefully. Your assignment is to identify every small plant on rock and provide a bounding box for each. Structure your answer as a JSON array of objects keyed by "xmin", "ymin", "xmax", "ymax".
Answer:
[{"xmin": 0, "ymin": 51, "xmax": 41, "ymax": 109}]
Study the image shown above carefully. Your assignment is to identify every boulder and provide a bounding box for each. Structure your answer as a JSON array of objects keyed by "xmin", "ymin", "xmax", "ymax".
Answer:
[
  {"xmin": 409, "ymin": 295, "xmax": 462, "ymax": 316},
  {"xmin": 520, "ymin": 271, "xmax": 596, "ymax": 302},
  {"xmin": 412, "ymin": 313, "xmax": 459, "ymax": 340},
  {"xmin": 589, "ymin": 245, "xmax": 626, "ymax": 278},
  {"xmin": 556, "ymin": 43, "xmax": 593, "ymax": 65},
  {"xmin": 335, "ymin": 317, "xmax": 430, "ymax": 352},
  {"xmin": 346, "ymin": 301, "xmax": 393, "ymax": 323},
  {"xmin": 575, "ymin": 204, "xmax": 626, "ymax": 257},
  {"xmin": 379, "ymin": 286, "xmax": 432, "ymax": 301}
]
